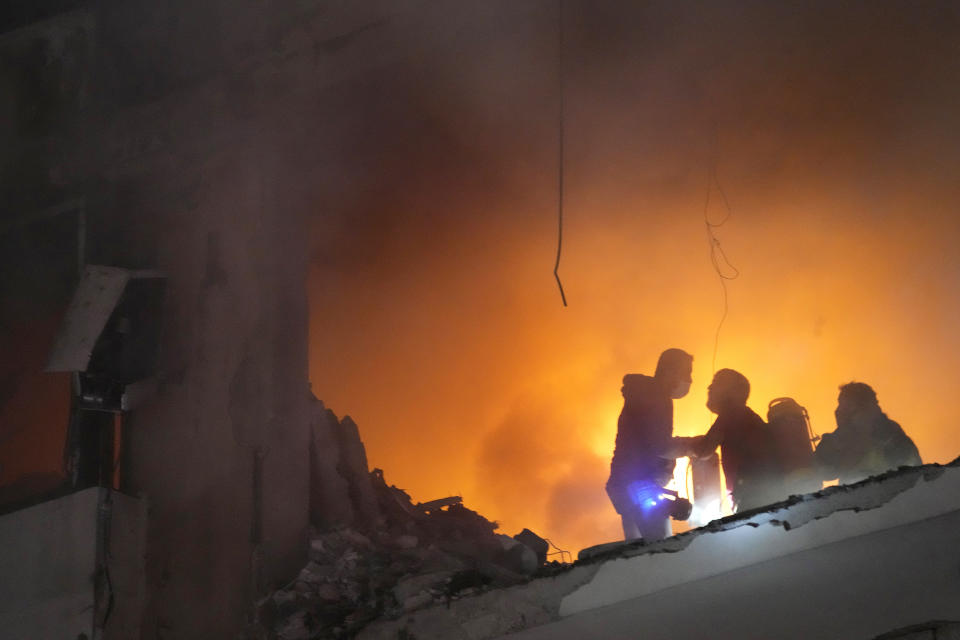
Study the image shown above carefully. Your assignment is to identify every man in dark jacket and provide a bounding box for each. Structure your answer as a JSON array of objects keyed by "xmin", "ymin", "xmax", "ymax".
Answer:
[
  {"xmin": 606, "ymin": 348, "xmax": 698, "ymax": 541},
  {"xmin": 694, "ymin": 368, "xmax": 776, "ymax": 512},
  {"xmin": 815, "ymin": 382, "xmax": 921, "ymax": 485}
]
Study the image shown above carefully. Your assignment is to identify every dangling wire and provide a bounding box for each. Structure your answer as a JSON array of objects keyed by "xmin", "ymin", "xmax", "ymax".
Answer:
[
  {"xmin": 700, "ymin": 134, "xmax": 740, "ymax": 518},
  {"xmin": 544, "ymin": 536, "xmax": 572, "ymax": 564},
  {"xmin": 703, "ymin": 150, "xmax": 739, "ymax": 373},
  {"xmin": 553, "ymin": 0, "xmax": 568, "ymax": 307}
]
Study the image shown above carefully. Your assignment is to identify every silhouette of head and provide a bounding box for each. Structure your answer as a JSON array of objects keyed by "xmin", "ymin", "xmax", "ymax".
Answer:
[
  {"xmin": 707, "ymin": 368, "xmax": 750, "ymax": 414},
  {"xmin": 838, "ymin": 382, "xmax": 878, "ymax": 409},
  {"xmin": 654, "ymin": 348, "xmax": 693, "ymax": 399},
  {"xmin": 836, "ymin": 382, "xmax": 880, "ymax": 431}
]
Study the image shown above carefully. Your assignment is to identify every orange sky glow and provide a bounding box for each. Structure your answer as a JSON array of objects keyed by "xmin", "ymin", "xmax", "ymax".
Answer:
[{"xmin": 305, "ymin": 2, "xmax": 960, "ymax": 554}]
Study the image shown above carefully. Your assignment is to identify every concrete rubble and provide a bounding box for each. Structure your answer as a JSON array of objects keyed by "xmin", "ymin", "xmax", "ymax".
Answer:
[
  {"xmin": 355, "ymin": 459, "xmax": 960, "ymax": 640},
  {"xmin": 248, "ymin": 397, "xmax": 561, "ymax": 639},
  {"xmin": 252, "ymin": 398, "xmax": 960, "ymax": 639}
]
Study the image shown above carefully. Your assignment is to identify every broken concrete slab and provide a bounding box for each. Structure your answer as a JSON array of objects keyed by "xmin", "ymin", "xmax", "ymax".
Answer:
[
  {"xmin": 259, "ymin": 459, "xmax": 553, "ymax": 640},
  {"xmin": 308, "ymin": 397, "xmax": 355, "ymax": 529},
  {"xmin": 401, "ymin": 591, "xmax": 434, "ymax": 612},
  {"xmin": 393, "ymin": 571, "xmax": 455, "ymax": 604},
  {"xmin": 355, "ymin": 460, "xmax": 960, "ymax": 640},
  {"xmin": 564, "ymin": 461, "xmax": 960, "ymax": 617},
  {"xmin": 338, "ymin": 415, "xmax": 381, "ymax": 528},
  {"xmin": 309, "ymin": 397, "xmax": 384, "ymax": 531},
  {"xmin": 413, "ymin": 546, "xmax": 469, "ymax": 573},
  {"xmin": 296, "ymin": 398, "xmax": 960, "ymax": 639},
  {"xmin": 507, "ymin": 511, "xmax": 960, "ymax": 639},
  {"xmin": 512, "ymin": 528, "xmax": 549, "ymax": 567},
  {"xmin": 418, "ymin": 496, "xmax": 463, "ymax": 512},
  {"xmin": 495, "ymin": 534, "xmax": 538, "ymax": 575},
  {"xmin": 356, "ymin": 565, "xmax": 599, "ymax": 640}
]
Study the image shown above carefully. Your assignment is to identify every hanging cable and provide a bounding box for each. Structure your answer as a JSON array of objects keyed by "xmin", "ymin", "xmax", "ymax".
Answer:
[
  {"xmin": 544, "ymin": 536, "xmax": 572, "ymax": 564},
  {"xmin": 700, "ymin": 133, "xmax": 740, "ymax": 518},
  {"xmin": 703, "ymin": 151, "xmax": 739, "ymax": 373},
  {"xmin": 553, "ymin": 0, "xmax": 568, "ymax": 307}
]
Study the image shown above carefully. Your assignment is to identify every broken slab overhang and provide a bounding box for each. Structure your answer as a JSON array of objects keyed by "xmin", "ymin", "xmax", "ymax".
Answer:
[
  {"xmin": 562, "ymin": 461, "xmax": 958, "ymax": 616},
  {"xmin": 358, "ymin": 459, "xmax": 960, "ymax": 640}
]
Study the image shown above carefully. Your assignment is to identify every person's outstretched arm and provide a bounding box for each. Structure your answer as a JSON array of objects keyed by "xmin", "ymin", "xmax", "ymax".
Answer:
[
  {"xmin": 813, "ymin": 432, "xmax": 842, "ymax": 482},
  {"xmin": 690, "ymin": 420, "xmax": 723, "ymax": 459}
]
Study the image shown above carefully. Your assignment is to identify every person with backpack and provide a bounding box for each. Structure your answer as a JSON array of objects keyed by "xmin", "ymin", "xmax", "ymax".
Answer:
[
  {"xmin": 766, "ymin": 397, "xmax": 823, "ymax": 497},
  {"xmin": 606, "ymin": 348, "xmax": 700, "ymax": 541},
  {"xmin": 814, "ymin": 382, "xmax": 921, "ymax": 485},
  {"xmin": 693, "ymin": 368, "xmax": 779, "ymax": 512}
]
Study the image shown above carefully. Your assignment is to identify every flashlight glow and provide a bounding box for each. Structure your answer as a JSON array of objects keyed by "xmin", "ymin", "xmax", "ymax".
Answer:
[
  {"xmin": 689, "ymin": 499, "xmax": 724, "ymax": 527},
  {"xmin": 627, "ymin": 480, "xmax": 668, "ymax": 513}
]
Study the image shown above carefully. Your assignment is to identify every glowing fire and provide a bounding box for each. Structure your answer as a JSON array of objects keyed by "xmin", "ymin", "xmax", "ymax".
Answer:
[{"xmin": 306, "ymin": 2, "xmax": 960, "ymax": 555}]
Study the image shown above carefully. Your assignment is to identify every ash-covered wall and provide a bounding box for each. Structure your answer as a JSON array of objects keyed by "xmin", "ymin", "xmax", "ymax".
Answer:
[
  {"xmin": 0, "ymin": 1, "xmax": 342, "ymax": 636},
  {"xmin": 2, "ymin": 1, "xmax": 501, "ymax": 636}
]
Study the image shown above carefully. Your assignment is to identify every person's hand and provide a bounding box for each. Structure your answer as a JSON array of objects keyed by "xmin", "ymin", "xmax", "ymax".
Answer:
[
  {"xmin": 689, "ymin": 436, "xmax": 718, "ymax": 459},
  {"xmin": 669, "ymin": 435, "xmax": 705, "ymax": 458}
]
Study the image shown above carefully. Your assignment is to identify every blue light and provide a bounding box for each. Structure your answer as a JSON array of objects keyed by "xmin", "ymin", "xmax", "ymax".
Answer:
[{"xmin": 627, "ymin": 481, "xmax": 665, "ymax": 512}]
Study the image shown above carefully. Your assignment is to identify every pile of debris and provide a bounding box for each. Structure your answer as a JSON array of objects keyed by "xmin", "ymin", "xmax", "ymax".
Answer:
[{"xmin": 250, "ymin": 398, "xmax": 562, "ymax": 639}]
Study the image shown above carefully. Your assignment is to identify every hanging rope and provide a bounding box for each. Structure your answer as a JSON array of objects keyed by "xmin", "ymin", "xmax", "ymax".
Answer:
[
  {"xmin": 553, "ymin": 0, "xmax": 568, "ymax": 307},
  {"xmin": 703, "ymin": 151, "xmax": 740, "ymax": 373}
]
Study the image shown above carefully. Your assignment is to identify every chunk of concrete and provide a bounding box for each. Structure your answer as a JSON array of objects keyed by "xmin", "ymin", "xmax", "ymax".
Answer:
[
  {"xmin": 496, "ymin": 534, "xmax": 538, "ymax": 575},
  {"xmin": 513, "ymin": 529, "xmax": 549, "ymax": 566},
  {"xmin": 338, "ymin": 415, "xmax": 381, "ymax": 528},
  {"xmin": 309, "ymin": 397, "xmax": 353, "ymax": 528},
  {"xmin": 393, "ymin": 571, "xmax": 454, "ymax": 603},
  {"xmin": 402, "ymin": 591, "xmax": 435, "ymax": 612}
]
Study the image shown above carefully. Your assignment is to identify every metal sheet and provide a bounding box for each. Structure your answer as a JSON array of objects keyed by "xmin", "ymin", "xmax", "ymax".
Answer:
[{"xmin": 46, "ymin": 265, "xmax": 131, "ymax": 372}]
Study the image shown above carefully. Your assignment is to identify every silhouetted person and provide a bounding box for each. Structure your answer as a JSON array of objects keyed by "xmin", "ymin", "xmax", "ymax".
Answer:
[
  {"xmin": 606, "ymin": 348, "xmax": 698, "ymax": 541},
  {"xmin": 694, "ymin": 369, "xmax": 777, "ymax": 512},
  {"xmin": 814, "ymin": 382, "xmax": 921, "ymax": 485}
]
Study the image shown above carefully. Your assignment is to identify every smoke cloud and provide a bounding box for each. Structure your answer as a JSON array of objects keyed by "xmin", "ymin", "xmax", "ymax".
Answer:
[{"xmin": 308, "ymin": 1, "xmax": 960, "ymax": 552}]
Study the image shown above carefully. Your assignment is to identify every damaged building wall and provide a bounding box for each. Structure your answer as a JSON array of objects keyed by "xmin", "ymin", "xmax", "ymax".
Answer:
[
  {"xmin": 267, "ymin": 402, "xmax": 559, "ymax": 638},
  {"xmin": 0, "ymin": 3, "xmax": 317, "ymax": 637},
  {"xmin": 83, "ymin": 5, "xmax": 317, "ymax": 635},
  {"xmin": 114, "ymin": 141, "xmax": 311, "ymax": 636},
  {"xmin": 310, "ymin": 397, "xmax": 381, "ymax": 531},
  {"xmin": 9, "ymin": 3, "xmax": 958, "ymax": 640},
  {"xmin": 1, "ymin": 2, "xmax": 506, "ymax": 637}
]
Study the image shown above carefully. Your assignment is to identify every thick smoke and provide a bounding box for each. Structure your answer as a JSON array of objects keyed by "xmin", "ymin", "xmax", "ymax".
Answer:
[{"xmin": 308, "ymin": 1, "xmax": 960, "ymax": 551}]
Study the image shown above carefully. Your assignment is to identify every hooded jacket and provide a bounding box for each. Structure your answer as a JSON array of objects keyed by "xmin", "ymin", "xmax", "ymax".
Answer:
[{"xmin": 608, "ymin": 374, "xmax": 676, "ymax": 486}]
